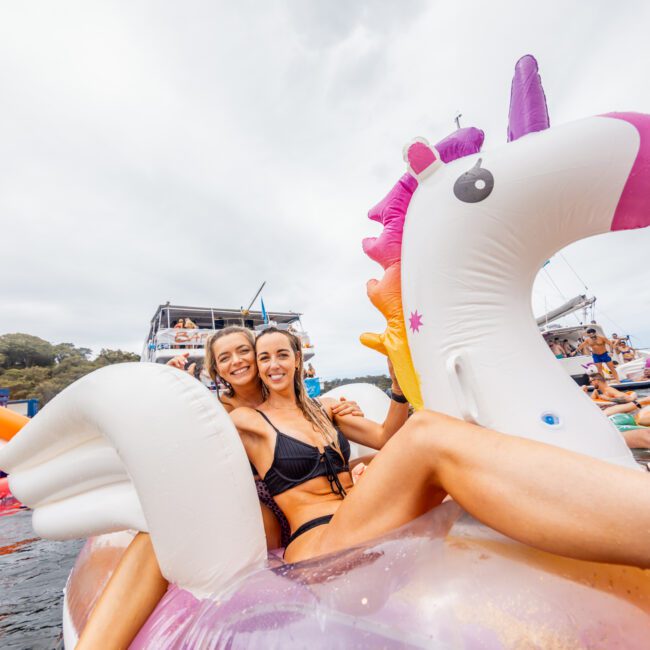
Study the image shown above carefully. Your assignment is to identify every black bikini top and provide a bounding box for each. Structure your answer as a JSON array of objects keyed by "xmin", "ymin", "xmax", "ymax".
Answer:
[{"xmin": 253, "ymin": 409, "xmax": 351, "ymax": 497}]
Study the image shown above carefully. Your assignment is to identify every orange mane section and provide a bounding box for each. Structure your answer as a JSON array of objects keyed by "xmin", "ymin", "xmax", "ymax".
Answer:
[{"xmin": 360, "ymin": 263, "xmax": 423, "ymax": 409}]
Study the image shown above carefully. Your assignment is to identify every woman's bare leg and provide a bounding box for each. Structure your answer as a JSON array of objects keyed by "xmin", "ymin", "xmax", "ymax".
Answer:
[
  {"xmin": 77, "ymin": 533, "xmax": 168, "ymax": 650},
  {"xmin": 79, "ymin": 502, "xmax": 282, "ymax": 647},
  {"xmin": 317, "ymin": 411, "xmax": 650, "ymax": 567}
]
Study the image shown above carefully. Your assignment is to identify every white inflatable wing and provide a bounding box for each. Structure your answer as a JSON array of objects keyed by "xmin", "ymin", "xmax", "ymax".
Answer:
[{"xmin": 0, "ymin": 363, "xmax": 266, "ymax": 598}]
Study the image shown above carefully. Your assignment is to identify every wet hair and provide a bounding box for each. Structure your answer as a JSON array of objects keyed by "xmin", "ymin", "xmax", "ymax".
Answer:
[
  {"xmin": 204, "ymin": 326, "xmax": 256, "ymax": 398},
  {"xmin": 586, "ymin": 328, "xmax": 596, "ymax": 334},
  {"xmin": 255, "ymin": 327, "xmax": 350, "ymax": 487}
]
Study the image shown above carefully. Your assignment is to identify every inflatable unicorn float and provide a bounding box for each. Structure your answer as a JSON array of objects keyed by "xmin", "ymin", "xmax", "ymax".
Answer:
[{"xmin": 1, "ymin": 55, "xmax": 650, "ymax": 648}]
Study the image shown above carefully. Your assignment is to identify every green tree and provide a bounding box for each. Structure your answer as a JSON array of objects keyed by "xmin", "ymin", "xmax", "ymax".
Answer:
[
  {"xmin": 94, "ymin": 349, "xmax": 140, "ymax": 366},
  {"xmin": 0, "ymin": 333, "xmax": 56, "ymax": 369},
  {"xmin": 0, "ymin": 366, "xmax": 52, "ymax": 399},
  {"xmin": 53, "ymin": 342, "xmax": 92, "ymax": 363},
  {"xmin": 322, "ymin": 374, "xmax": 391, "ymax": 393},
  {"xmin": 0, "ymin": 336, "xmax": 141, "ymax": 405}
]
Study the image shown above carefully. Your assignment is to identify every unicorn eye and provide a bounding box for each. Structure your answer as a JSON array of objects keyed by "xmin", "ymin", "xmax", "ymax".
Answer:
[{"xmin": 453, "ymin": 158, "xmax": 494, "ymax": 203}]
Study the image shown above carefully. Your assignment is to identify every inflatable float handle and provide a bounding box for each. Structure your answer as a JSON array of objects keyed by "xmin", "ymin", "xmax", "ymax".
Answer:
[{"xmin": 446, "ymin": 354, "xmax": 480, "ymax": 425}]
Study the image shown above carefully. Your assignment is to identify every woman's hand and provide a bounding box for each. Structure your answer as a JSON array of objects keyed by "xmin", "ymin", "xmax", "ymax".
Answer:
[
  {"xmin": 351, "ymin": 462, "xmax": 367, "ymax": 484},
  {"xmin": 331, "ymin": 398, "xmax": 364, "ymax": 418},
  {"xmin": 167, "ymin": 352, "xmax": 190, "ymax": 370}
]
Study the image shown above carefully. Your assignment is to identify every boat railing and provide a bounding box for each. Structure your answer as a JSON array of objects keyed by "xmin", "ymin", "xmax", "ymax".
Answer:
[{"xmin": 149, "ymin": 327, "xmax": 314, "ymax": 354}]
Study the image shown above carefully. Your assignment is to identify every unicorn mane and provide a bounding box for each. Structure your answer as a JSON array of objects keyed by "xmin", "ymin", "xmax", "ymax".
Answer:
[{"xmin": 361, "ymin": 127, "xmax": 484, "ymax": 408}]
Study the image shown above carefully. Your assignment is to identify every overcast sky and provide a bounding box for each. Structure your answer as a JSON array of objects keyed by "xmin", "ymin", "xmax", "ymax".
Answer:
[{"xmin": 1, "ymin": 1, "xmax": 649, "ymax": 378}]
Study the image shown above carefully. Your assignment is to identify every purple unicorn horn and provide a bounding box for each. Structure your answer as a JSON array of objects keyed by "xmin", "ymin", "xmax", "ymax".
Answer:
[{"xmin": 507, "ymin": 54, "xmax": 550, "ymax": 142}]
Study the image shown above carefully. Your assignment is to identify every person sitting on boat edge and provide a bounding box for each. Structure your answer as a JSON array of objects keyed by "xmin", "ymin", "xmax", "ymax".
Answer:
[
  {"xmin": 562, "ymin": 339, "xmax": 577, "ymax": 357},
  {"xmin": 548, "ymin": 338, "xmax": 565, "ymax": 358},
  {"xmin": 77, "ymin": 327, "xmax": 650, "ymax": 649},
  {"xmin": 578, "ymin": 328, "xmax": 619, "ymax": 382}
]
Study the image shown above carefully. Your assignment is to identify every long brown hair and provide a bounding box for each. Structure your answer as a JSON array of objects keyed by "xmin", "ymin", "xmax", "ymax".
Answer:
[
  {"xmin": 204, "ymin": 326, "xmax": 256, "ymax": 399},
  {"xmin": 255, "ymin": 327, "xmax": 349, "ymax": 477}
]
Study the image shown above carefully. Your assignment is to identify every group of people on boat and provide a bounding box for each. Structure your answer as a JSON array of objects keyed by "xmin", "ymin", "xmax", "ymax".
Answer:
[
  {"xmin": 547, "ymin": 327, "xmax": 640, "ymax": 384},
  {"xmin": 76, "ymin": 324, "xmax": 650, "ymax": 649},
  {"xmin": 173, "ymin": 317, "xmax": 198, "ymax": 329}
]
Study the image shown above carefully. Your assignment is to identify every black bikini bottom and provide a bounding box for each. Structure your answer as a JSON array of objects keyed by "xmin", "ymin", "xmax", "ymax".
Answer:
[{"xmin": 286, "ymin": 514, "xmax": 333, "ymax": 549}]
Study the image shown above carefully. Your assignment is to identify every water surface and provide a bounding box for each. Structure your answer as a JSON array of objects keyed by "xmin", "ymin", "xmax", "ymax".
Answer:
[{"xmin": 0, "ymin": 507, "xmax": 82, "ymax": 650}]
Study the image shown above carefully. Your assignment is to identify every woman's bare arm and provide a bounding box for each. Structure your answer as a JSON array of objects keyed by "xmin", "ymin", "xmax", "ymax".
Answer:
[{"xmin": 322, "ymin": 396, "xmax": 409, "ymax": 450}]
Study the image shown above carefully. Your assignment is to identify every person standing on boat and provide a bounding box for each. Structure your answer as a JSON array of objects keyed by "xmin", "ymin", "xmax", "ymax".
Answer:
[
  {"xmin": 616, "ymin": 337, "xmax": 636, "ymax": 363},
  {"xmin": 578, "ymin": 328, "xmax": 619, "ymax": 382}
]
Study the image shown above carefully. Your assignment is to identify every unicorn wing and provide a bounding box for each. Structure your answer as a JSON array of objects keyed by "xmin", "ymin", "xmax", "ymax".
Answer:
[{"xmin": 0, "ymin": 363, "xmax": 266, "ymax": 598}]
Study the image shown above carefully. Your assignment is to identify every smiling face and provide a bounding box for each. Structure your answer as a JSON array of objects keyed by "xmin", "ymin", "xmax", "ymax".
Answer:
[
  {"xmin": 255, "ymin": 331, "xmax": 299, "ymax": 394},
  {"xmin": 212, "ymin": 332, "xmax": 257, "ymax": 390}
]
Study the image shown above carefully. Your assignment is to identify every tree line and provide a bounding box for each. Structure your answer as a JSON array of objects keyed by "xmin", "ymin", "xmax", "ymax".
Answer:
[
  {"xmin": 322, "ymin": 373, "xmax": 392, "ymax": 393},
  {"xmin": 0, "ymin": 333, "xmax": 140, "ymax": 406}
]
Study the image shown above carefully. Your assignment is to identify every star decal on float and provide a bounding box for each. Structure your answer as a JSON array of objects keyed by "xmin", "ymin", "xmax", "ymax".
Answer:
[{"xmin": 409, "ymin": 310, "xmax": 423, "ymax": 333}]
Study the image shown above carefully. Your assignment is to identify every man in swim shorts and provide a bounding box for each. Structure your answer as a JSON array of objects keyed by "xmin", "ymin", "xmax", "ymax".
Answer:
[{"xmin": 578, "ymin": 328, "xmax": 619, "ymax": 382}]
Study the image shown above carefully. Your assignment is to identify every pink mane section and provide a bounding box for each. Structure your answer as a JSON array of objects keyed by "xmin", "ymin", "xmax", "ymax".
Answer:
[
  {"xmin": 363, "ymin": 127, "xmax": 484, "ymax": 269},
  {"xmin": 604, "ymin": 113, "xmax": 650, "ymax": 231}
]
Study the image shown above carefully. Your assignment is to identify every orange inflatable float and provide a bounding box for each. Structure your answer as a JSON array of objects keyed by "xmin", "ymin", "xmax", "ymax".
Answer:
[
  {"xmin": 0, "ymin": 406, "xmax": 29, "ymax": 442},
  {"xmin": 0, "ymin": 407, "xmax": 28, "ymax": 508}
]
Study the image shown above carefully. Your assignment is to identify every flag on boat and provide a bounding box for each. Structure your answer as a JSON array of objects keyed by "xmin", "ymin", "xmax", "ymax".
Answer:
[{"xmin": 261, "ymin": 298, "xmax": 269, "ymax": 324}]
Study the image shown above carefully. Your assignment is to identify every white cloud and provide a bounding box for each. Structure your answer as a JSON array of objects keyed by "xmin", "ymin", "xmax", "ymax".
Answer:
[{"xmin": 1, "ymin": 0, "xmax": 649, "ymax": 380}]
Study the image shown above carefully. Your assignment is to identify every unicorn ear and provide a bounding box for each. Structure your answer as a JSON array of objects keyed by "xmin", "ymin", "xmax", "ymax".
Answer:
[
  {"xmin": 403, "ymin": 138, "xmax": 443, "ymax": 180},
  {"xmin": 507, "ymin": 54, "xmax": 550, "ymax": 142}
]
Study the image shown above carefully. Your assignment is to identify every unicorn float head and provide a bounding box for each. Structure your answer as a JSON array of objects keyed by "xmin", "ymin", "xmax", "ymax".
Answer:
[{"xmin": 362, "ymin": 54, "xmax": 650, "ymax": 468}]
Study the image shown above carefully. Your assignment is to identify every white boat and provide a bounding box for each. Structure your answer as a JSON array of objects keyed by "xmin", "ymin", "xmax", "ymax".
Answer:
[
  {"xmin": 142, "ymin": 303, "xmax": 315, "ymax": 365},
  {"xmin": 537, "ymin": 295, "xmax": 650, "ymax": 386}
]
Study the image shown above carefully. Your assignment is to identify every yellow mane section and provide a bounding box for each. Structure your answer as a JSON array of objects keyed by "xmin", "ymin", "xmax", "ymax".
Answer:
[{"xmin": 360, "ymin": 263, "xmax": 423, "ymax": 410}]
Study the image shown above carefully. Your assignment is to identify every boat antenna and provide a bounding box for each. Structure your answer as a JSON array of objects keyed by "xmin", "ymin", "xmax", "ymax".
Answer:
[{"xmin": 242, "ymin": 281, "xmax": 266, "ymax": 315}]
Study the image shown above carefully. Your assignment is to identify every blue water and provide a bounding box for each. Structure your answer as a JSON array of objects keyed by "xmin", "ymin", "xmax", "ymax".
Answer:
[{"xmin": 0, "ymin": 508, "xmax": 82, "ymax": 649}]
